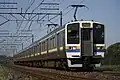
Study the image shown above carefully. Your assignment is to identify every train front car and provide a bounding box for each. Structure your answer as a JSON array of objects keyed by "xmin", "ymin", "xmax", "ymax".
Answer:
[
  {"xmin": 80, "ymin": 21, "xmax": 105, "ymax": 69},
  {"xmin": 65, "ymin": 22, "xmax": 81, "ymax": 68},
  {"xmin": 65, "ymin": 21, "xmax": 105, "ymax": 69},
  {"xmin": 93, "ymin": 22, "xmax": 105, "ymax": 67}
]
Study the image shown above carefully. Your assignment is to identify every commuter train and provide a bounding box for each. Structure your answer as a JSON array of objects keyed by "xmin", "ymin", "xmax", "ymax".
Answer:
[{"xmin": 14, "ymin": 20, "xmax": 105, "ymax": 70}]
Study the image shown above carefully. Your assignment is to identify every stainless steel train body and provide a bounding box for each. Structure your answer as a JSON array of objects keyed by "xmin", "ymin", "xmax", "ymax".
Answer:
[{"xmin": 14, "ymin": 20, "xmax": 105, "ymax": 69}]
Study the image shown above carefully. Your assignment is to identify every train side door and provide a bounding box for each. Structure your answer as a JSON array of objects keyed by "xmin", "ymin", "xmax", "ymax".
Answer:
[{"xmin": 81, "ymin": 28, "xmax": 93, "ymax": 56}]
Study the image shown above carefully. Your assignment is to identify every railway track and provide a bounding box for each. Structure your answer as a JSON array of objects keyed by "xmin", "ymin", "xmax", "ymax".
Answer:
[
  {"xmin": 6, "ymin": 64, "xmax": 120, "ymax": 80},
  {"xmin": 13, "ymin": 65, "xmax": 97, "ymax": 80}
]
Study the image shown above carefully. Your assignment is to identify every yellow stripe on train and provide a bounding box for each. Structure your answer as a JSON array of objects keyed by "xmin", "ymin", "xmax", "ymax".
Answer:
[
  {"xmin": 48, "ymin": 48, "xmax": 57, "ymax": 53},
  {"xmin": 65, "ymin": 46, "xmax": 80, "ymax": 49}
]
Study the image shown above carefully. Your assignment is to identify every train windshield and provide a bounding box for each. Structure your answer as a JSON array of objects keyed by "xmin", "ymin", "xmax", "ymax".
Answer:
[
  {"xmin": 93, "ymin": 23, "xmax": 104, "ymax": 44},
  {"xmin": 67, "ymin": 23, "xmax": 79, "ymax": 44}
]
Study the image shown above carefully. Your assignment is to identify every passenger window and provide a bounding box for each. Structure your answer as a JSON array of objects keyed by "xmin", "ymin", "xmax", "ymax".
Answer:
[
  {"xmin": 81, "ymin": 29, "xmax": 91, "ymax": 40},
  {"xmin": 39, "ymin": 43, "xmax": 41, "ymax": 53},
  {"xmin": 53, "ymin": 37, "xmax": 55, "ymax": 48}
]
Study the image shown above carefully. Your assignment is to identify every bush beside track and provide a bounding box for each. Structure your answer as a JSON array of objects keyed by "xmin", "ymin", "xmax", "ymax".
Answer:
[
  {"xmin": 95, "ymin": 65, "xmax": 120, "ymax": 72},
  {"xmin": 99, "ymin": 42, "xmax": 120, "ymax": 72},
  {"xmin": 103, "ymin": 42, "xmax": 120, "ymax": 65}
]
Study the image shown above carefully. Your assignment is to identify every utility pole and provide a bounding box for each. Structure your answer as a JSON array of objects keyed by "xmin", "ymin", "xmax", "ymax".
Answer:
[
  {"xmin": 60, "ymin": 11, "xmax": 62, "ymax": 26},
  {"xmin": 32, "ymin": 34, "xmax": 34, "ymax": 43},
  {"xmin": 22, "ymin": 43, "xmax": 23, "ymax": 50}
]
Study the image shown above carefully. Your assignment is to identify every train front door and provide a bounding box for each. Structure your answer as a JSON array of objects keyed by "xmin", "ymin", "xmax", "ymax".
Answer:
[{"xmin": 81, "ymin": 28, "xmax": 93, "ymax": 56}]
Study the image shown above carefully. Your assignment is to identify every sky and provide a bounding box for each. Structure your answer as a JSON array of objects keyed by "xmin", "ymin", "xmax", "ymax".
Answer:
[
  {"xmin": 0, "ymin": 0, "xmax": 120, "ymax": 56},
  {"xmin": 61, "ymin": 0, "xmax": 120, "ymax": 46}
]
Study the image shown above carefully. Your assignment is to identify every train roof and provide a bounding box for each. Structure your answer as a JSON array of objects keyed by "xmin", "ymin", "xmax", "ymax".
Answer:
[
  {"xmin": 66, "ymin": 20, "xmax": 104, "ymax": 25},
  {"xmin": 14, "ymin": 25, "xmax": 65, "ymax": 56}
]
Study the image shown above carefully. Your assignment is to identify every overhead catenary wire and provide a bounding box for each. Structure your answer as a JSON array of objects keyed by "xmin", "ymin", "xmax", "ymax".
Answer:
[
  {"xmin": 1, "ymin": 0, "xmax": 85, "ymax": 45},
  {"xmin": 51, "ymin": 0, "xmax": 87, "ymax": 22},
  {"xmin": 22, "ymin": 0, "xmax": 63, "ymax": 44},
  {"xmin": 27, "ymin": 0, "xmax": 45, "ymax": 30},
  {"xmin": 0, "ymin": 0, "xmax": 89, "ymax": 54},
  {"xmin": 10, "ymin": 0, "xmax": 36, "ymax": 48},
  {"xmin": 19, "ymin": 0, "xmax": 61, "ymax": 38},
  {"xmin": 0, "ymin": 0, "xmax": 60, "ymax": 53},
  {"xmin": 15, "ymin": 0, "xmax": 36, "ymax": 35},
  {"xmin": 50, "ymin": 7, "xmax": 74, "ymax": 25},
  {"xmin": 19, "ymin": 0, "xmax": 45, "ymax": 34},
  {"xmin": 6, "ymin": 0, "xmax": 36, "ymax": 49},
  {"xmin": 16, "ymin": 0, "xmax": 45, "ymax": 45},
  {"xmin": 79, "ymin": 0, "xmax": 86, "ymax": 4},
  {"xmin": 28, "ymin": 0, "xmax": 45, "ymax": 30},
  {"xmin": 10, "ymin": 0, "xmax": 87, "ymax": 51}
]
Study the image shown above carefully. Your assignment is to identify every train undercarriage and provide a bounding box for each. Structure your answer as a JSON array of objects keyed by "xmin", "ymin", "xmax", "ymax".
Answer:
[{"xmin": 14, "ymin": 56, "xmax": 102, "ymax": 71}]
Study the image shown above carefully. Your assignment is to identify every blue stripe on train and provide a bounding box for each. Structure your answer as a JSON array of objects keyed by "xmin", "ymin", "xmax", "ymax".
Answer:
[
  {"xmin": 66, "ymin": 49, "xmax": 104, "ymax": 52},
  {"xmin": 66, "ymin": 49, "xmax": 80, "ymax": 52},
  {"xmin": 94, "ymin": 49, "xmax": 104, "ymax": 52}
]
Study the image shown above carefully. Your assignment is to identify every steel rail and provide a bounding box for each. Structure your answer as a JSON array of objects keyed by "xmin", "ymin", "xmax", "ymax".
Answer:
[{"xmin": 13, "ymin": 65, "xmax": 98, "ymax": 80}]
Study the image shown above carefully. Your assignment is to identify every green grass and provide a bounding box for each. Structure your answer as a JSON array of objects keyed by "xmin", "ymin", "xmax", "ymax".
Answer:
[{"xmin": 98, "ymin": 65, "xmax": 120, "ymax": 71}]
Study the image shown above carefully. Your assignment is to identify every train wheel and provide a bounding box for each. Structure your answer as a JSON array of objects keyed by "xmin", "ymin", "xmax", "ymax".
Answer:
[
  {"xmin": 54, "ymin": 61, "xmax": 56, "ymax": 68},
  {"xmin": 60, "ymin": 61, "xmax": 67, "ymax": 70},
  {"xmin": 83, "ymin": 57, "xmax": 91, "ymax": 69}
]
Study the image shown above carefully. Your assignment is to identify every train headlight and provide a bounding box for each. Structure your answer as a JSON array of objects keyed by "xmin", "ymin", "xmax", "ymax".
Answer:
[
  {"xmin": 96, "ymin": 46, "xmax": 104, "ymax": 50},
  {"xmin": 72, "ymin": 46, "xmax": 77, "ymax": 50},
  {"xmin": 97, "ymin": 46, "xmax": 100, "ymax": 49},
  {"xmin": 69, "ymin": 46, "xmax": 77, "ymax": 50},
  {"xmin": 37, "ymin": 53, "xmax": 40, "ymax": 55},
  {"xmin": 100, "ymin": 46, "xmax": 104, "ymax": 50}
]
